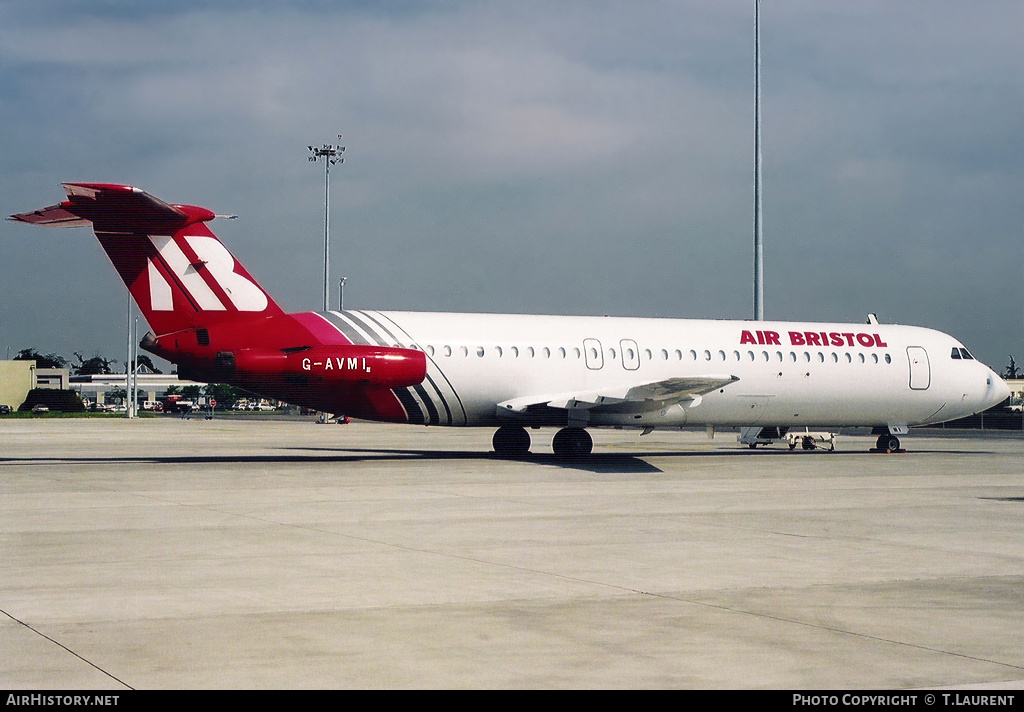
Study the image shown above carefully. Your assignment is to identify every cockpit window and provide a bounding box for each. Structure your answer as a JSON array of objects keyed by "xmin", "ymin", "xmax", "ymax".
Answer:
[
  {"xmin": 951, "ymin": 347, "xmax": 962, "ymax": 359},
  {"xmin": 951, "ymin": 347, "xmax": 975, "ymax": 360},
  {"xmin": 960, "ymin": 348, "xmax": 975, "ymax": 360}
]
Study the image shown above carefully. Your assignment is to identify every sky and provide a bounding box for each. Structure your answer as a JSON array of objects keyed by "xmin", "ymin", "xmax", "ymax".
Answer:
[{"xmin": 1, "ymin": 0, "xmax": 1021, "ymax": 372}]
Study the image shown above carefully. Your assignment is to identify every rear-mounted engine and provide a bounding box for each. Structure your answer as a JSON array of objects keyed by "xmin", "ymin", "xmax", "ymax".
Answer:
[{"xmin": 227, "ymin": 345, "xmax": 427, "ymax": 388}]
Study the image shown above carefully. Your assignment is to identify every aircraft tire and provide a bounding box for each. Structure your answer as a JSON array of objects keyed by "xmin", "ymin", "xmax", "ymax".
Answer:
[
  {"xmin": 876, "ymin": 434, "xmax": 901, "ymax": 452},
  {"xmin": 552, "ymin": 427, "xmax": 593, "ymax": 457},
  {"xmin": 492, "ymin": 426, "xmax": 531, "ymax": 456}
]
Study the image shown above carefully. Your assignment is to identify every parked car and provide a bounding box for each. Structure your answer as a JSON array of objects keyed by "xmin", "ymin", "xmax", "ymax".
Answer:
[
  {"xmin": 30, "ymin": 404, "xmax": 50, "ymax": 414},
  {"xmin": 0, "ymin": 404, "xmax": 12, "ymax": 414}
]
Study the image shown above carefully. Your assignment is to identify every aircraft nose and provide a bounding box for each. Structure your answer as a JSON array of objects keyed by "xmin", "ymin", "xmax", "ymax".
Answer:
[{"xmin": 984, "ymin": 369, "xmax": 1011, "ymax": 410}]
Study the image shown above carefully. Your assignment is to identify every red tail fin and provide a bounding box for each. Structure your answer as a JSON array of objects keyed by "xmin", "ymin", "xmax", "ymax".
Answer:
[{"xmin": 11, "ymin": 183, "xmax": 283, "ymax": 337}]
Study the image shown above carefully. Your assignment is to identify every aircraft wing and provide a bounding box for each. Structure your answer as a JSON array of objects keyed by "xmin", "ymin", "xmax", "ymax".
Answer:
[{"xmin": 497, "ymin": 374, "xmax": 739, "ymax": 415}]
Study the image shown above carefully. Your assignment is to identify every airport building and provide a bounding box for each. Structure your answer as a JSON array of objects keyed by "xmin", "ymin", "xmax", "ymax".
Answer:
[
  {"xmin": 69, "ymin": 372, "xmax": 207, "ymax": 408},
  {"xmin": 0, "ymin": 359, "xmax": 204, "ymax": 411},
  {"xmin": 0, "ymin": 360, "xmax": 71, "ymax": 411}
]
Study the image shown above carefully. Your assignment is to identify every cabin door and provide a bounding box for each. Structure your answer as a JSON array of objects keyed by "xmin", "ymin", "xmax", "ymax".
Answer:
[{"xmin": 907, "ymin": 346, "xmax": 931, "ymax": 390}]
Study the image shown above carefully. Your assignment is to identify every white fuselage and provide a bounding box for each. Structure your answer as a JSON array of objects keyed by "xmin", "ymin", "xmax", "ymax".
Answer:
[{"xmin": 323, "ymin": 310, "xmax": 1008, "ymax": 430}]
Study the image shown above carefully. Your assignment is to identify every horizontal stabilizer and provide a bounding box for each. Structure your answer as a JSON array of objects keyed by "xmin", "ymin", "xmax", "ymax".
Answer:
[
  {"xmin": 10, "ymin": 183, "xmax": 208, "ymax": 234},
  {"xmin": 8, "ymin": 203, "xmax": 91, "ymax": 228}
]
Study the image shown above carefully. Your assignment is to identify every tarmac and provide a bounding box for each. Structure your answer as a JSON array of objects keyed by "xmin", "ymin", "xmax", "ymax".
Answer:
[{"xmin": 2, "ymin": 416, "xmax": 1024, "ymax": 689}]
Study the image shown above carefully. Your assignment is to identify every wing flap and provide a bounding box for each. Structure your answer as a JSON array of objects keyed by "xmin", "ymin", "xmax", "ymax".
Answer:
[{"xmin": 498, "ymin": 374, "xmax": 739, "ymax": 415}]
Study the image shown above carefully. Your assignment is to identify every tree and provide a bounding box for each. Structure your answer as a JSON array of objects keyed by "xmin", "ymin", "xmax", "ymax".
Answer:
[
  {"xmin": 13, "ymin": 349, "xmax": 67, "ymax": 369},
  {"xmin": 136, "ymin": 355, "xmax": 162, "ymax": 374},
  {"xmin": 73, "ymin": 352, "xmax": 117, "ymax": 376},
  {"xmin": 1003, "ymin": 356, "xmax": 1021, "ymax": 381},
  {"xmin": 204, "ymin": 383, "xmax": 244, "ymax": 409}
]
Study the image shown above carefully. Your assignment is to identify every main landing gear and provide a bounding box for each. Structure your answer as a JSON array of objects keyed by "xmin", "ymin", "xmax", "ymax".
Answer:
[
  {"xmin": 491, "ymin": 425, "xmax": 532, "ymax": 457},
  {"xmin": 551, "ymin": 427, "xmax": 593, "ymax": 457},
  {"xmin": 491, "ymin": 426, "xmax": 594, "ymax": 458}
]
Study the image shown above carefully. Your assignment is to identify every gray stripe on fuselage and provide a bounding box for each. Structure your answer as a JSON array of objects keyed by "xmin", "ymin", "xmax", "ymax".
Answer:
[
  {"xmin": 359, "ymin": 310, "xmax": 467, "ymax": 427},
  {"xmin": 342, "ymin": 310, "xmax": 441, "ymax": 426},
  {"xmin": 315, "ymin": 310, "xmax": 425, "ymax": 425}
]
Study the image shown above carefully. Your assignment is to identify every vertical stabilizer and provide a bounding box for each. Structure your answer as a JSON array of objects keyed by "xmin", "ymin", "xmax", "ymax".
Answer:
[{"xmin": 10, "ymin": 183, "xmax": 284, "ymax": 338}]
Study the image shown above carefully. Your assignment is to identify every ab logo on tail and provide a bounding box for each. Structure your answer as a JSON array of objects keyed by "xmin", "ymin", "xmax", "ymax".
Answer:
[{"xmin": 147, "ymin": 234, "xmax": 268, "ymax": 312}]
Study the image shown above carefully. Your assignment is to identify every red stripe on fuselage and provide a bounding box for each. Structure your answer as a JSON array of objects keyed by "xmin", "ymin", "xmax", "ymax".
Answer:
[
  {"xmin": 289, "ymin": 311, "xmax": 410, "ymax": 423},
  {"xmin": 291, "ymin": 312, "xmax": 353, "ymax": 346}
]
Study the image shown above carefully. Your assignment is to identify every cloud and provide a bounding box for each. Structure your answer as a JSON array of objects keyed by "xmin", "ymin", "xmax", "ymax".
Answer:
[{"xmin": 0, "ymin": 0, "xmax": 1021, "ymax": 369}]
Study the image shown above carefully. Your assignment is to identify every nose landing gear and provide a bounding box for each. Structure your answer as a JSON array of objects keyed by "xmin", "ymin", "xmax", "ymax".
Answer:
[{"xmin": 873, "ymin": 433, "xmax": 904, "ymax": 453}]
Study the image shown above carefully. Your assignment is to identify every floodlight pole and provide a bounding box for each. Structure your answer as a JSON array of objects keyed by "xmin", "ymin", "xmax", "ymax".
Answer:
[
  {"xmin": 308, "ymin": 137, "xmax": 345, "ymax": 312},
  {"xmin": 753, "ymin": 0, "xmax": 764, "ymax": 321},
  {"xmin": 132, "ymin": 316, "xmax": 139, "ymax": 418},
  {"xmin": 125, "ymin": 295, "xmax": 134, "ymax": 419}
]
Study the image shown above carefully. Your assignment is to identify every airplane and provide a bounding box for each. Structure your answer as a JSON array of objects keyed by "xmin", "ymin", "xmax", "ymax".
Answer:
[{"xmin": 10, "ymin": 182, "xmax": 1009, "ymax": 456}]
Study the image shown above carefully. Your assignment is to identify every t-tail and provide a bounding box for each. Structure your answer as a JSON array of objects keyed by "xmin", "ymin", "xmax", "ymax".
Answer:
[
  {"xmin": 11, "ymin": 183, "xmax": 284, "ymax": 335},
  {"xmin": 10, "ymin": 183, "xmax": 427, "ymax": 420}
]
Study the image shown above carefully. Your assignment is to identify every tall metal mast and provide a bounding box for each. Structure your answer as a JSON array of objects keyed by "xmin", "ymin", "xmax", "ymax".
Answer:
[
  {"xmin": 308, "ymin": 137, "xmax": 345, "ymax": 312},
  {"xmin": 753, "ymin": 0, "xmax": 764, "ymax": 321}
]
